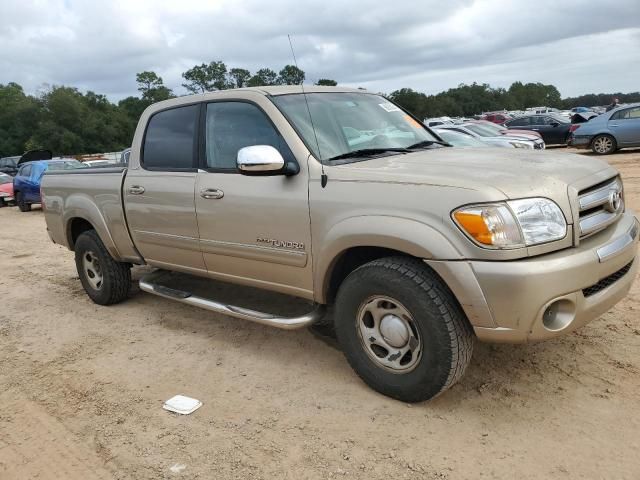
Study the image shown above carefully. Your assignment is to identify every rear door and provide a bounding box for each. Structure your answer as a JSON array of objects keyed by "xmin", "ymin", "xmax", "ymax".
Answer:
[
  {"xmin": 609, "ymin": 106, "xmax": 640, "ymax": 146},
  {"xmin": 123, "ymin": 103, "xmax": 206, "ymax": 273},
  {"xmin": 194, "ymin": 98, "xmax": 313, "ymax": 298},
  {"xmin": 18, "ymin": 164, "xmax": 39, "ymax": 202}
]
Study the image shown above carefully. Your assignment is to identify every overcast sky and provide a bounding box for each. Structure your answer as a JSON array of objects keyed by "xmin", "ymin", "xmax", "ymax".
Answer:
[{"xmin": 1, "ymin": 0, "xmax": 639, "ymax": 101}]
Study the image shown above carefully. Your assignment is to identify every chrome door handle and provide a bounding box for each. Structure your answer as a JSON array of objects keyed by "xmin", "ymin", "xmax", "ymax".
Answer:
[
  {"xmin": 200, "ymin": 188, "xmax": 224, "ymax": 199},
  {"xmin": 128, "ymin": 185, "xmax": 145, "ymax": 195},
  {"xmin": 610, "ymin": 124, "xmax": 619, "ymax": 128}
]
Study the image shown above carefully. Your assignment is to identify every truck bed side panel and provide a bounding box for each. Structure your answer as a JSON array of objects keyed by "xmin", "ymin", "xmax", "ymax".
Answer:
[{"xmin": 42, "ymin": 168, "xmax": 141, "ymax": 263}]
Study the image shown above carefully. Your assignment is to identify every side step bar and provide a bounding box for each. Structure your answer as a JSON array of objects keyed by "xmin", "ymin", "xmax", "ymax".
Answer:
[{"xmin": 139, "ymin": 273, "xmax": 325, "ymax": 330}]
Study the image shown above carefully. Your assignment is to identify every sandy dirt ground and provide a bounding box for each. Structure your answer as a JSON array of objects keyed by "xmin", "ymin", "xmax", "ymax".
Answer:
[{"xmin": 1, "ymin": 148, "xmax": 639, "ymax": 479}]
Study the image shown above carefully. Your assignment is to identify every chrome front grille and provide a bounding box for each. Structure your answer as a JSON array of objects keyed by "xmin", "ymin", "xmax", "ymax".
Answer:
[{"xmin": 577, "ymin": 177, "xmax": 624, "ymax": 237}]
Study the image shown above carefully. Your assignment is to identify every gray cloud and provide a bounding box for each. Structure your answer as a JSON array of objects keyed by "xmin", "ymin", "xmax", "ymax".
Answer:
[{"xmin": 1, "ymin": 0, "xmax": 639, "ymax": 100}]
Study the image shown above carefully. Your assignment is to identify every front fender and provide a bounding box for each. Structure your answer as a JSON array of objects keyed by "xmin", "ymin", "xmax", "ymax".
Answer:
[{"xmin": 314, "ymin": 215, "xmax": 463, "ymax": 302}]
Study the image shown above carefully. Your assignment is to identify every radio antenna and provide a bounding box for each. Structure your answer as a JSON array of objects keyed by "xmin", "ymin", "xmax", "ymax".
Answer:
[{"xmin": 287, "ymin": 34, "xmax": 327, "ymax": 188}]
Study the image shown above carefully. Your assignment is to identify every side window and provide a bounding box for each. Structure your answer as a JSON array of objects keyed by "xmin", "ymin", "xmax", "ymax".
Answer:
[
  {"xmin": 205, "ymin": 102, "xmax": 291, "ymax": 171},
  {"xmin": 613, "ymin": 107, "xmax": 640, "ymax": 120},
  {"xmin": 509, "ymin": 117, "xmax": 528, "ymax": 127},
  {"xmin": 21, "ymin": 165, "xmax": 32, "ymax": 177},
  {"xmin": 143, "ymin": 104, "xmax": 198, "ymax": 170}
]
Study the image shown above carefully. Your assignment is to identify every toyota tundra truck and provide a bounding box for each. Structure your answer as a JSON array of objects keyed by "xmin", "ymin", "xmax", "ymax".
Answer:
[{"xmin": 41, "ymin": 86, "xmax": 639, "ymax": 402}]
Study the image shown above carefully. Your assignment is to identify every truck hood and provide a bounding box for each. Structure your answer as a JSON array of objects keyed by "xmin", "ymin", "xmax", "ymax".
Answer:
[{"xmin": 331, "ymin": 147, "xmax": 614, "ymax": 210}]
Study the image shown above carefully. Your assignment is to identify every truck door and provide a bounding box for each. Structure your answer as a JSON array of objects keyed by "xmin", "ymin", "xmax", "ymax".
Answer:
[
  {"xmin": 123, "ymin": 103, "xmax": 206, "ymax": 273},
  {"xmin": 194, "ymin": 99, "xmax": 314, "ymax": 299}
]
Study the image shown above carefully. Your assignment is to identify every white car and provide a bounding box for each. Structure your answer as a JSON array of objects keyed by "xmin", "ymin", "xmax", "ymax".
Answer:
[{"xmin": 437, "ymin": 123, "xmax": 544, "ymax": 149}]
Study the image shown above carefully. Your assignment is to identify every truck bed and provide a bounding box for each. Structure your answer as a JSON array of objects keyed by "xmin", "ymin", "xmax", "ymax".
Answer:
[{"xmin": 41, "ymin": 167, "xmax": 141, "ymax": 263}]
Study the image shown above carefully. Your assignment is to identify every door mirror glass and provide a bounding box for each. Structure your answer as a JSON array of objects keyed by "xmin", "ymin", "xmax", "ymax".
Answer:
[{"xmin": 237, "ymin": 145, "xmax": 285, "ymax": 175}]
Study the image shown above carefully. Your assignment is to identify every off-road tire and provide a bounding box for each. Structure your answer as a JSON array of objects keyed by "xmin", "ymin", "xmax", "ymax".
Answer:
[
  {"xmin": 591, "ymin": 134, "xmax": 617, "ymax": 155},
  {"xmin": 74, "ymin": 230, "xmax": 131, "ymax": 305},
  {"xmin": 334, "ymin": 256, "xmax": 474, "ymax": 402},
  {"xmin": 16, "ymin": 192, "xmax": 31, "ymax": 212}
]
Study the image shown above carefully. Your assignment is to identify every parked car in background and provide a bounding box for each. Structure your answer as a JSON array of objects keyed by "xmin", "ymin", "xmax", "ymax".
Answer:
[
  {"xmin": 120, "ymin": 148, "xmax": 131, "ymax": 165},
  {"xmin": 0, "ymin": 173, "xmax": 15, "ymax": 206},
  {"xmin": 439, "ymin": 123, "xmax": 544, "ymax": 149},
  {"xmin": 480, "ymin": 112, "xmax": 512, "ymax": 125},
  {"xmin": 505, "ymin": 114, "xmax": 572, "ymax": 145},
  {"xmin": 570, "ymin": 103, "xmax": 640, "ymax": 155},
  {"xmin": 84, "ymin": 159, "xmax": 113, "ymax": 167},
  {"xmin": 0, "ymin": 156, "xmax": 19, "ymax": 176},
  {"xmin": 424, "ymin": 117, "xmax": 453, "ymax": 127},
  {"xmin": 571, "ymin": 107, "xmax": 593, "ymax": 114},
  {"xmin": 14, "ymin": 157, "xmax": 87, "ymax": 211},
  {"xmin": 433, "ymin": 128, "xmax": 496, "ymax": 148},
  {"xmin": 471, "ymin": 120, "xmax": 543, "ymax": 140}
]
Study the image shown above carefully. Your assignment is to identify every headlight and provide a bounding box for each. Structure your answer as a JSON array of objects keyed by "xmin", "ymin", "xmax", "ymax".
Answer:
[
  {"xmin": 509, "ymin": 141, "xmax": 532, "ymax": 149},
  {"xmin": 453, "ymin": 198, "xmax": 567, "ymax": 249},
  {"xmin": 0, "ymin": 192, "xmax": 7, "ymax": 197}
]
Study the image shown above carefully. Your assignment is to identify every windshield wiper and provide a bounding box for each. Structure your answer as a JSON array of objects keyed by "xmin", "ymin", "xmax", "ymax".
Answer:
[
  {"xmin": 327, "ymin": 148, "xmax": 411, "ymax": 161},
  {"xmin": 406, "ymin": 140, "xmax": 450, "ymax": 149}
]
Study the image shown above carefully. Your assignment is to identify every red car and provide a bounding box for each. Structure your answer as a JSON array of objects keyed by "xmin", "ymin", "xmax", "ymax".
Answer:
[
  {"xmin": 0, "ymin": 172, "xmax": 15, "ymax": 207},
  {"xmin": 471, "ymin": 120, "xmax": 543, "ymax": 140},
  {"xmin": 480, "ymin": 112, "xmax": 512, "ymax": 125}
]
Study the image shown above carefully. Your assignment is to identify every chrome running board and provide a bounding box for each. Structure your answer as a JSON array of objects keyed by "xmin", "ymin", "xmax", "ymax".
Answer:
[{"xmin": 139, "ymin": 272, "xmax": 325, "ymax": 330}]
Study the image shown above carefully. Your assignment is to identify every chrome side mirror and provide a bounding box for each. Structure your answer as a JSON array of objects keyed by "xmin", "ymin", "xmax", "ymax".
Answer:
[{"xmin": 237, "ymin": 145, "xmax": 285, "ymax": 175}]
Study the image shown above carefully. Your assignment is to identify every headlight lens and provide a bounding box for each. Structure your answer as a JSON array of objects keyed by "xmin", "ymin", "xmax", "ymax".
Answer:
[
  {"xmin": 0, "ymin": 192, "xmax": 7, "ymax": 197},
  {"xmin": 509, "ymin": 141, "xmax": 532, "ymax": 149},
  {"xmin": 509, "ymin": 198, "xmax": 567, "ymax": 245},
  {"xmin": 453, "ymin": 198, "xmax": 567, "ymax": 249}
]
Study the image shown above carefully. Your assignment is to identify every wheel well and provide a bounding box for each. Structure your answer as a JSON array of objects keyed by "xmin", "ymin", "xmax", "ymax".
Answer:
[
  {"xmin": 325, "ymin": 246, "xmax": 411, "ymax": 304},
  {"xmin": 68, "ymin": 218, "xmax": 95, "ymax": 250}
]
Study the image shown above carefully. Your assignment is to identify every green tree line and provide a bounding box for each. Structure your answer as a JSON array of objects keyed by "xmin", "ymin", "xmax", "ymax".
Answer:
[
  {"xmin": 1, "ymin": 61, "xmax": 638, "ymax": 158},
  {"xmin": 389, "ymin": 82, "xmax": 640, "ymax": 120}
]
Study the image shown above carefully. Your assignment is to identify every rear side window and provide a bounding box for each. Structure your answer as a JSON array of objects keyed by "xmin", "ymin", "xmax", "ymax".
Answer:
[
  {"xmin": 143, "ymin": 105, "xmax": 198, "ymax": 170},
  {"xmin": 611, "ymin": 107, "xmax": 640, "ymax": 120},
  {"xmin": 508, "ymin": 117, "xmax": 530, "ymax": 127}
]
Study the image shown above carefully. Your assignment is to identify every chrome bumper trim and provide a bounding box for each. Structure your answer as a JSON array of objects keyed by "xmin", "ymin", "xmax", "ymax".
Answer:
[{"xmin": 597, "ymin": 219, "xmax": 639, "ymax": 263}]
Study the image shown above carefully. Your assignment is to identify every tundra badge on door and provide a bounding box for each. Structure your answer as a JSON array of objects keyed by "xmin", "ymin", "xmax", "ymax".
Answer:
[{"xmin": 257, "ymin": 237, "xmax": 305, "ymax": 250}]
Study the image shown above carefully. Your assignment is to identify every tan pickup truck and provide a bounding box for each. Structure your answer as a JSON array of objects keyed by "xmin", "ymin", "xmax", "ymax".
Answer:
[{"xmin": 41, "ymin": 86, "xmax": 638, "ymax": 402}]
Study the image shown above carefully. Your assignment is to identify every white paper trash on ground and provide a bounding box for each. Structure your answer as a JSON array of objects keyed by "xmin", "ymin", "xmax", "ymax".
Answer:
[{"xmin": 163, "ymin": 395, "xmax": 202, "ymax": 415}]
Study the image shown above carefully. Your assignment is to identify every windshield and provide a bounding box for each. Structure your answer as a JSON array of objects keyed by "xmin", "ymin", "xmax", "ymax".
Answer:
[
  {"xmin": 46, "ymin": 160, "xmax": 87, "ymax": 171},
  {"xmin": 476, "ymin": 121, "xmax": 505, "ymax": 134},
  {"xmin": 435, "ymin": 129, "xmax": 488, "ymax": 148},
  {"xmin": 464, "ymin": 123, "xmax": 501, "ymax": 137},
  {"xmin": 0, "ymin": 174, "xmax": 11, "ymax": 184},
  {"xmin": 271, "ymin": 92, "xmax": 439, "ymax": 162}
]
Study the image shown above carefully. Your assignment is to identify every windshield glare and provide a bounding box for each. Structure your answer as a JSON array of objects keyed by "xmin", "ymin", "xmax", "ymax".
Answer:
[
  {"xmin": 271, "ymin": 93, "xmax": 438, "ymax": 161},
  {"xmin": 464, "ymin": 123, "xmax": 501, "ymax": 137}
]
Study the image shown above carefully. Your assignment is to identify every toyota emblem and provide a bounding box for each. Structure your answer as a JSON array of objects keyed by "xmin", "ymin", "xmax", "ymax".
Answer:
[{"xmin": 605, "ymin": 189, "xmax": 622, "ymax": 213}]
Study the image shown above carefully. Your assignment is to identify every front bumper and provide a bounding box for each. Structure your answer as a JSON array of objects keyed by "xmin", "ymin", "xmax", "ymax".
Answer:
[{"xmin": 427, "ymin": 212, "xmax": 638, "ymax": 343}]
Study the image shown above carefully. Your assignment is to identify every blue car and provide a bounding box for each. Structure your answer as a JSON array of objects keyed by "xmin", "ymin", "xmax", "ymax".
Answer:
[
  {"xmin": 14, "ymin": 154, "xmax": 86, "ymax": 211},
  {"xmin": 570, "ymin": 103, "xmax": 640, "ymax": 155}
]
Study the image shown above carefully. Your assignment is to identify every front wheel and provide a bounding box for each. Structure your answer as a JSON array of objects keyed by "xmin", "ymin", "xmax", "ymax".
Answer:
[
  {"xmin": 74, "ymin": 230, "xmax": 131, "ymax": 305},
  {"xmin": 334, "ymin": 257, "xmax": 474, "ymax": 402},
  {"xmin": 16, "ymin": 192, "xmax": 31, "ymax": 212},
  {"xmin": 591, "ymin": 135, "xmax": 616, "ymax": 155}
]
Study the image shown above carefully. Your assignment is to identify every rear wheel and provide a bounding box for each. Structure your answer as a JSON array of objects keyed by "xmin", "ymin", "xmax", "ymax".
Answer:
[
  {"xmin": 74, "ymin": 230, "xmax": 131, "ymax": 305},
  {"xmin": 334, "ymin": 257, "xmax": 474, "ymax": 402},
  {"xmin": 16, "ymin": 192, "xmax": 31, "ymax": 212},
  {"xmin": 591, "ymin": 135, "xmax": 616, "ymax": 155}
]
